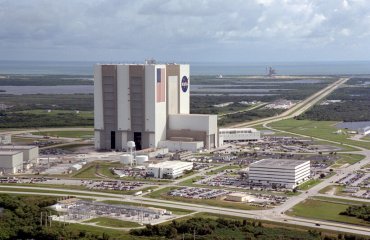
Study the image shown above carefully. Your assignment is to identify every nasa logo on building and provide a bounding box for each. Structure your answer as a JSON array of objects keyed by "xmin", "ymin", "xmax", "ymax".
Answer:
[{"xmin": 181, "ymin": 76, "xmax": 189, "ymax": 93}]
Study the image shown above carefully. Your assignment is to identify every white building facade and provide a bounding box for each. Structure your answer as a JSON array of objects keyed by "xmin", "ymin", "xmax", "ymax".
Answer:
[
  {"xmin": 0, "ymin": 151, "xmax": 23, "ymax": 174},
  {"xmin": 219, "ymin": 128, "xmax": 260, "ymax": 145},
  {"xmin": 94, "ymin": 63, "xmax": 217, "ymax": 151},
  {"xmin": 146, "ymin": 161, "xmax": 193, "ymax": 179},
  {"xmin": 249, "ymin": 159, "xmax": 310, "ymax": 189}
]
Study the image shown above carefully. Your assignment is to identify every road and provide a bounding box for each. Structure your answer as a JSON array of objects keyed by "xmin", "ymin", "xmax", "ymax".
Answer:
[{"xmin": 230, "ymin": 77, "xmax": 349, "ymax": 128}]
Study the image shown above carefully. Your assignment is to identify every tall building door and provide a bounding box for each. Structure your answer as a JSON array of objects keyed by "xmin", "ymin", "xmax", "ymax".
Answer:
[
  {"xmin": 110, "ymin": 131, "xmax": 116, "ymax": 149},
  {"xmin": 134, "ymin": 132, "xmax": 142, "ymax": 150}
]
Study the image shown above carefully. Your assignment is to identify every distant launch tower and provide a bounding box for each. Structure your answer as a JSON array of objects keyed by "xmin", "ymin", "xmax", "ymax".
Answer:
[{"xmin": 266, "ymin": 67, "xmax": 276, "ymax": 77}]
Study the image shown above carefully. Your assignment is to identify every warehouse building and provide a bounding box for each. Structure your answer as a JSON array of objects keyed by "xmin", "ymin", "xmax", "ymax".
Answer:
[
  {"xmin": 0, "ymin": 146, "xmax": 39, "ymax": 164},
  {"xmin": 225, "ymin": 193, "xmax": 254, "ymax": 202},
  {"xmin": 0, "ymin": 151, "xmax": 23, "ymax": 174},
  {"xmin": 219, "ymin": 128, "xmax": 260, "ymax": 145},
  {"xmin": 94, "ymin": 62, "xmax": 218, "ymax": 151},
  {"xmin": 147, "ymin": 160, "xmax": 193, "ymax": 179},
  {"xmin": 249, "ymin": 159, "xmax": 310, "ymax": 189}
]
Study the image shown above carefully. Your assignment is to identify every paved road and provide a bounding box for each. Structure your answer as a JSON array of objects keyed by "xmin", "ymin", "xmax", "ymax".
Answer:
[{"xmin": 230, "ymin": 77, "xmax": 349, "ymax": 128}]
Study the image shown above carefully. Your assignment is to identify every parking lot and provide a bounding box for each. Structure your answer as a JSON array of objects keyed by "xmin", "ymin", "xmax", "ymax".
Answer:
[
  {"xmin": 168, "ymin": 187, "xmax": 287, "ymax": 205},
  {"xmin": 0, "ymin": 177, "xmax": 147, "ymax": 191}
]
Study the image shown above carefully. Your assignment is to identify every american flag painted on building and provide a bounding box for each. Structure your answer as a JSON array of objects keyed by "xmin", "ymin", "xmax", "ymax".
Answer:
[{"xmin": 156, "ymin": 68, "xmax": 165, "ymax": 102}]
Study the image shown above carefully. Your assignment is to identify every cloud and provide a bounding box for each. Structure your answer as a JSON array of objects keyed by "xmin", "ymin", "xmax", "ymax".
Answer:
[{"xmin": 0, "ymin": 0, "xmax": 369, "ymax": 61}]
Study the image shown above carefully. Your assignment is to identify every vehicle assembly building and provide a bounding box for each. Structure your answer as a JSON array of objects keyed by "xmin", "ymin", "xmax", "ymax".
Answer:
[
  {"xmin": 94, "ymin": 62, "xmax": 218, "ymax": 151},
  {"xmin": 147, "ymin": 160, "xmax": 193, "ymax": 179},
  {"xmin": 249, "ymin": 159, "xmax": 310, "ymax": 189},
  {"xmin": 219, "ymin": 128, "xmax": 261, "ymax": 145}
]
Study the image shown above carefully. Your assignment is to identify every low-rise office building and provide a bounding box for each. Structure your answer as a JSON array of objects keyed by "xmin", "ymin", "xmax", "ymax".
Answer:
[
  {"xmin": 219, "ymin": 128, "xmax": 260, "ymax": 145},
  {"xmin": 0, "ymin": 151, "xmax": 23, "ymax": 174},
  {"xmin": 249, "ymin": 159, "xmax": 310, "ymax": 189},
  {"xmin": 147, "ymin": 161, "xmax": 193, "ymax": 179}
]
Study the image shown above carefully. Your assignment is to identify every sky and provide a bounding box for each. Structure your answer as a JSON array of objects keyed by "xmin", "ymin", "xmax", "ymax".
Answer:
[{"xmin": 1, "ymin": 0, "xmax": 370, "ymax": 62}]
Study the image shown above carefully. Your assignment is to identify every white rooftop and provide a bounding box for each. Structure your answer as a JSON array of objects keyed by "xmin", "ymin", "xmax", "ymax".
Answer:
[
  {"xmin": 148, "ymin": 160, "xmax": 192, "ymax": 169},
  {"xmin": 0, "ymin": 151, "xmax": 22, "ymax": 156},
  {"xmin": 250, "ymin": 159, "xmax": 309, "ymax": 169}
]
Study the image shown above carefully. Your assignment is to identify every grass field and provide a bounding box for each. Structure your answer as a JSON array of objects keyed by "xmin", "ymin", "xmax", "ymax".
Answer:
[
  {"xmin": 287, "ymin": 198, "xmax": 370, "ymax": 226},
  {"xmin": 297, "ymin": 179, "xmax": 322, "ymax": 191},
  {"xmin": 205, "ymin": 164, "xmax": 242, "ymax": 176},
  {"xmin": 65, "ymin": 223, "xmax": 137, "ymax": 240},
  {"xmin": 361, "ymin": 135, "xmax": 370, "ymax": 141},
  {"xmin": 84, "ymin": 217, "xmax": 141, "ymax": 228},
  {"xmin": 333, "ymin": 153, "xmax": 365, "ymax": 167},
  {"xmin": 33, "ymin": 130, "xmax": 94, "ymax": 139},
  {"xmin": 269, "ymin": 119, "xmax": 370, "ymax": 150}
]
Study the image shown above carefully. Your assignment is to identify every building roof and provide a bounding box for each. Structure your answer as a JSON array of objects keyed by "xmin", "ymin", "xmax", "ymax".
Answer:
[
  {"xmin": 227, "ymin": 192, "xmax": 252, "ymax": 198},
  {"xmin": 0, "ymin": 151, "xmax": 22, "ymax": 156},
  {"xmin": 219, "ymin": 128, "xmax": 258, "ymax": 132},
  {"xmin": 250, "ymin": 159, "xmax": 309, "ymax": 169},
  {"xmin": 148, "ymin": 160, "xmax": 193, "ymax": 169}
]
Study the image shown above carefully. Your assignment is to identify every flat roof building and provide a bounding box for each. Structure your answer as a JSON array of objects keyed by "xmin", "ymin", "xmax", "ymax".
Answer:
[
  {"xmin": 147, "ymin": 160, "xmax": 193, "ymax": 179},
  {"xmin": 0, "ymin": 146, "xmax": 39, "ymax": 164},
  {"xmin": 94, "ymin": 63, "xmax": 217, "ymax": 151},
  {"xmin": 219, "ymin": 128, "xmax": 260, "ymax": 145},
  {"xmin": 0, "ymin": 151, "xmax": 23, "ymax": 174},
  {"xmin": 249, "ymin": 159, "xmax": 310, "ymax": 189}
]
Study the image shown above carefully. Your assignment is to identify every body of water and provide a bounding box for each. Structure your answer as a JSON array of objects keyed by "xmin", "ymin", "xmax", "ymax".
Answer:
[
  {"xmin": 336, "ymin": 121, "xmax": 370, "ymax": 130},
  {"xmin": 0, "ymin": 60, "xmax": 370, "ymax": 75}
]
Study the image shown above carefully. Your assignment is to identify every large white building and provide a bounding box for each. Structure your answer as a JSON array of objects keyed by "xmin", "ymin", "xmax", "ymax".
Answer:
[
  {"xmin": 94, "ymin": 62, "xmax": 218, "ymax": 151},
  {"xmin": 219, "ymin": 128, "xmax": 261, "ymax": 145},
  {"xmin": 0, "ymin": 151, "xmax": 23, "ymax": 174},
  {"xmin": 249, "ymin": 159, "xmax": 310, "ymax": 189},
  {"xmin": 147, "ymin": 161, "xmax": 193, "ymax": 179},
  {"xmin": 0, "ymin": 146, "xmax": 39, "ymax": 164}
]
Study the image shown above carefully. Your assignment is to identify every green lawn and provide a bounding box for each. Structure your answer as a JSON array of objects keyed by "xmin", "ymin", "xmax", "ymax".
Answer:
[
  {"xmin": 361, "ymin": 135, "xmax": 370, "ymax": 141},
  {"xmin": 297, "ymin": 179, "xmax": 322, "ymax": 191},
  {"xmin": 287, "ymin": 198, "xmax": 370, "ymax": 226},
  {"xmin": 33, "ymin": 130, "xmax": 94, "ymax": 138},
  {"xmin": 178, "ymin": 176, "xmax": 204, "ymax": 186},
  {"xmin": 72, "ymin": 164, "xmax": 100, "ymax": 179},
  {"xmin": 269, "ymin": 119, "xmax": 370, "ymax": 150},
  {"xmin": 65, "ymin": 223, "xmax": 143, "ymax": 240},
  {"xmin": 84, "ymin": 217, "xmax": 141, "ymax": 228},
  {"xmin": 205, "ymin": 164, "xmax": 242, "ymax": 176},
  {"xmin": 318, "ymin": 185, "xmax": 343, "ymax": 195},
  {"xmin": 334, "ymin": 153, "xmax": 366, "ymax": 167}
]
